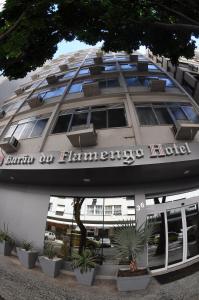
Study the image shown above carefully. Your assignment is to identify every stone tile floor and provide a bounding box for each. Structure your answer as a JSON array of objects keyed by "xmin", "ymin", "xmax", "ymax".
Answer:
[{"xmin": 0, "ymin": 255, "xmax": 199, "ymax": 300}]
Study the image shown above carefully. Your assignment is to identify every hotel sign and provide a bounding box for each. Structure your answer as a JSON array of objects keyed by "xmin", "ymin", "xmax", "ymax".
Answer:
[{"xmin": 3, "ymin": 142, "xmax": 192, "ymax": 168}]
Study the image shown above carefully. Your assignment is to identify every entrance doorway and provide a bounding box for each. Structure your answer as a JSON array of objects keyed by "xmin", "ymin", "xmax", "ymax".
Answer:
[{"xmin": 147, "ymin": 196, "xmax": 199, "ymax": 273}]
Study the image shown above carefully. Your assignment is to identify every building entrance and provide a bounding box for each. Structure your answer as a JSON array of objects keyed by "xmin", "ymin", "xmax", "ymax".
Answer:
[{"xmin": 147, "ymin": 196, "xmax": 199, "ymax": 273}]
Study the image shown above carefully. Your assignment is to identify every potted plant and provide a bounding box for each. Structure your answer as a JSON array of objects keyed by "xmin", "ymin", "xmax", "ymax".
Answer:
[
  {"xmin": 39, "ymin": 243, "xmax": 63, "ymax": 278},
  {"xmin": 72, "ymin": 249, "xmax": 96, "ymax": 286},
  {"xmin": 0, "ymin": 224, "xmax": 15, "ymax": 256},
  {"xmin": 17, "ymin": 241, "xmax": 38, "ymax": 269},
  {"xmin": 113, "ymin": 220, "xmax": 153, "ymax": 291}
]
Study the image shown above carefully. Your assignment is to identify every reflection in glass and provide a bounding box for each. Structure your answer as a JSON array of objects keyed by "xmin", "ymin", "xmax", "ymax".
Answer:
[
  {"xmin": 148, "ymin": 213, "xmax": 166, "ymax": 270},
  {"xmin": 185, "ymin": 204, "xmax": 199, "ymax": 259},
  {"xmin": 45, "ymin": 196, "xmax": 135, "ymax": 265},
  {"xmin": 167, "ymin": 208, "xmax": 183, "ymax": 265}
]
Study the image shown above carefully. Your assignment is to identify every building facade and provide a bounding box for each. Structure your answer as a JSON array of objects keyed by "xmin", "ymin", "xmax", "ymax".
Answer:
[{"xmin": 1, "ymin": 49, "xmax": 199, "ymax": 275}]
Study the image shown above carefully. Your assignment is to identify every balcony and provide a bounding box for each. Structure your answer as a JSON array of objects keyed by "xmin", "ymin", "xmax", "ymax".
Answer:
[{"xmin": 66, "ymin": 124, "xmax": 97, "ymax": 147}]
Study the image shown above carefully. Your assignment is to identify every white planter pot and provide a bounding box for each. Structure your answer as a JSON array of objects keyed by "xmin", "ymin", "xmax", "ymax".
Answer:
[
  {"xmin": 17, "ymin": 247, "xmax": 38, "ymax": 269},
  {"xmin": 117, "ymin": 269, "xmax": 151, "ymax": 291},
  {"xmin": 39, "ymin": 256, "xmax": 62, "ymax": 278},
  {"xmin": 74, "ymin": 268, "xmax": 95, "ymax": 286}
]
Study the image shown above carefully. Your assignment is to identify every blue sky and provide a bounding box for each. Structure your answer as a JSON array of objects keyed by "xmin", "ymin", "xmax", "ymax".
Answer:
[{"xmin": 54, "ymin": 38, "xmax": 199, "ymax": 58}]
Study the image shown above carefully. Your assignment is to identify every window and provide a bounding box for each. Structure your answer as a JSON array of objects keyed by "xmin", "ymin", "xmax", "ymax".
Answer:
[
  {"xmin": 63, "ymin": 70, "xmax": 76, "ymax": 79},
  {"xmin": 95, "ymin": 205, "xmax": 103, "ymax": 215},
  {"xmin": 83, "ymin": 58, "xmax": 94, "ymax": 66},
  {"xmin": 99, "ymin": 78, "xmax": 120, "ymax": 88},
  {"xmin": 105, "ymin": 206, "xmax": 112, "ymax": 215},
  {"xmin": 87, "ymin": 205, "xmax": 94, "ymax": 215},
  {"xmin": 116, "ymin": 55, "xmax": 128, "ymax": 61},
  {"xmin": 78, "ymin": 68, "xmax": 90, "ymax": 75},
  {"xmin": 52, "ymin": 104, "xmax": 127, "ymax": 133},
  {"xmin": 113, "ymin": 205, "xmax": 122, "ymax": 215},
  {"xmin": 148, "ymin": 64, "xmax": 159, "ymax": 71},
  {"xmin": 39, "ymin": 86, "xmax": 65, "ymax": 101},
  {"xmin": 68, "ymin": 80, "xmax": 93, "ymax": 93},
  {"xmin": 136, "ymin": 102, "xmax": 199, "ymax": 126},
  {"xmin": 55, "ymin": 211, "xmax": 64, "ymax": 216},
  {"xmin": 104, "ymin": 65, "xmax": 117, "ymax": 72},
  {"xmin": 4, "ymin": 116, "xmax": 49, "ymax": 140},
  {"xmin": 125, "ymin": 76, "xmax": 174, "ymax": 87},
  {"xmin": 120, "ymin": 64, "xmax": 137, "ymax": 71}
]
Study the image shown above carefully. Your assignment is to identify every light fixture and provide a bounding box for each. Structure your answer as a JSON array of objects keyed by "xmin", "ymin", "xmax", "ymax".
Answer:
[
  {"xmin": 184, "ymin": 170, "xmax": 190, "ymax": 175},
  {"xmin": 83, "ymin": 178, "xmax": 91, "ymax": 182}
]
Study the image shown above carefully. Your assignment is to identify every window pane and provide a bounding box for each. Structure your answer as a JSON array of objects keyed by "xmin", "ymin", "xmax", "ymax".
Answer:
[
  {"xmin": 155, "ymin": 108, "xmax": 173, "ymax": 124},
  {"xmin": 136, "ymin": 107, "xmax": 158, "ymax": 125},
  {"xmin": 148, "ymin": 64, "xmax": 159, "ymax": 71},
  {"xmin": 104, "ymin": 65, "xmax": 117, "ymax": 71},
  {"xmin": 44, "ymin": 87, "xmax": 65, "ymax": 100},
  {"xmin": 30, "ymin": 119, "xmax": 48, "ymax": 138},
  {"xmin": 4, "ymin": 125, "xmax": 17, "ymax": 139},
  {"xmin": 13, "ymin": 124, "xmax": 25, "ymax": 139},
  {"xmin": 52, "ymin": 114, "xmax": 72, "ymax": 134},
  {"xmin": 69, "ymin": 83, "xmax": 82, "ymax": 93},
  {"xmin": 20, "ymin": 121, "xmax": 35, "ymax": 139},
  {"xmin": 79, "ymin": 68, "xmax": 89, "ymax": 75},
  {"xmin": 107, "ymin": 79, "xmax": 119, "ymax": 87},
  {"xmin": 63, "ymin": 70, "xmax": 76, "ymax": 78},
  {"xmin": 70, "ymin": 113, "xmax": 88, "ymax": 129},
  {"xmin": 125, "ymin": 77, "xmax": 142, "ymax": 86},
  {"xmin": 91, "ymin": 111, "xmax": 107, "ymax": 129},
  {"xmin": 108, "ymin": 108, "xmax": 126, "ymax": 127},
  {"xmin": 182, "ymin": 106, "xmax": 199, "ymax": 123},
  {"xmin": 170, "ymin": 107, "xmax": 188, "ymax": 120}
]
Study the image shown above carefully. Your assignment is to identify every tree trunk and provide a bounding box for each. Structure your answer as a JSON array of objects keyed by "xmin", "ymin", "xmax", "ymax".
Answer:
[
  {"xmin": 73, "ymin": 197, "xmax": 87, "ymax": 254},
  {"xmin": 129, "ymin": 258, "xmax": 137, "ymax": 272}
]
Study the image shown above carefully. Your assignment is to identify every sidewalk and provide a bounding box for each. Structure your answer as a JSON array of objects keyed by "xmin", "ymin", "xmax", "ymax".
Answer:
[{"xmin": 0, "ymin": 255, "xmax": 199, "ymax": 300}]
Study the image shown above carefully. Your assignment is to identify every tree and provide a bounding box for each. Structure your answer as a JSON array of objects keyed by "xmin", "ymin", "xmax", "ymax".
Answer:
[
  {"xmin": 73, "ymin": 197, "xmax": 87, "ymax": 254},
  {"xmin": 0, "ymin": 0, "xmax": 199, "ymax": 79}
]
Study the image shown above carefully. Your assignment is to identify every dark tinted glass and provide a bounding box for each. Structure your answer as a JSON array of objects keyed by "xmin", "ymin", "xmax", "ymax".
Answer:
[
  {"xmin": 108, "ymin": 108, "xmax": 126, "ymax": 127},
  {"xmin": 91, "ymin": 111, "xmax": 107, "ymax": 129},
  {"xmin": 170, "ymin": 107, "xmax": 187, "ymax": 120},
  {"xmin": 182, "ymin": 106, "xmax": 199, "ymax": 123},
  {"xmin": 30, "ymin": 119, "xmax": 48, "ymax": 137},
  {"xmin": 52, "ymin": 115, "xmax": 71, "ymax": 134},
  {"xmin": 136, "ymin": 107, "xmax": 157, "ymax": 125},
  {"xmin": 155, "ymin": 107, "xmax": 173, "ymax": 124},
  {"xmin": 70, "ymin": 113, "xmax": 88, "ymax": 129}
]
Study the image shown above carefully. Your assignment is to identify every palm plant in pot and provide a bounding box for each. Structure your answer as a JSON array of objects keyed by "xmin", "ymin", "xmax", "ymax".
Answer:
[
  {"xmin": 39, "ymin": 243, "xmax": 63, "ymax": 278},
  {"xmin": 113, "ymin": 220, "xmax": 153, "ymax": 291},
  {"xmin": 72, "ymin": 249, "xmax": 96, "ymax": 286},
  {"xmin": 0, "ymin": 224, "xmax": 15, "ymax": 256},
  {"xmin": 17, "ymin": 241, "xmax": 38, "ymax": 269}
]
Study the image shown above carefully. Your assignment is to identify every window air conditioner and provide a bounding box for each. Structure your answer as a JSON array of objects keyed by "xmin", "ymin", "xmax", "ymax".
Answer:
[
  {"xmin": 173, "ymin": 120, "xmax": 199, "ymax": 140},
  {"xmin": 31, "ymin": 74, "xmax": 40, "ymax": 81},
  {"xmin": 59, "ymin": 64, "xmax": 69, "ymax": 72},
  {"xmin": 27, "ymin": 94, "xmax": 44, "ymax": 108},
  {"xmin": 83, "ymin": 81, "xmax": 101, "ymax": 97},
  {"xmin": 137, "ymin": 61, "xmax": 148, "ymax": 72},
  {"xmin": 46, "ymin": 74, "xmax": 58, "ymax": 85},
  {"xmin": 68, "ymin": 56, "xmax": 75, "ymax": 63},
  {"xmin": 0, "ymin": 136, "xmax": 19, "ymax": 153},
  {"xmin": 89, "ymin": 65, "xmax": 105, "ymax": 75},
  {"xmin": 129, "ymin": 54, "xmax": 138, "ymax": 62},
  {"xmin": 94, "ymin": 56, "xmax": 103, "ymax": 64},
  {"xmin": 66, "ymin": 124, "xmax": 97, "ymax": 147},
  {"xmin": 149, "ymin": 79, "xmax": 166, "ymax": 92},
  {"xmin": 15, "ymin": 87, "xmax": 25, "ymax": 96},
  {"xmin": 0, "ymin": 109, "xmax": 6, "ymax": 119}
]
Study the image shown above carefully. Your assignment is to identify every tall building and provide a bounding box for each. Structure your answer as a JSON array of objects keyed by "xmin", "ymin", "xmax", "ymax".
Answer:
[{"xmin": 1, "ymin": 48, "xmax": 199, "ymax": 275}]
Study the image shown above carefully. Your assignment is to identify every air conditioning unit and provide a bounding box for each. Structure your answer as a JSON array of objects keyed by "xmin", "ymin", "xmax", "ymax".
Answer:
[
  {"xmin": 59, "ymin": 64, "xmax": 69, "ymax": 72},
  {"xmin": 173, "ymin": 120, "xmax": 199, "ymax": 140},
  {"xmin": 83, "ymin": 82, "xmax": 101, "ymax": 97},
  {"xmin": 31, "ymin": 74, "xmax": 40, "ymax": 81},
  {"xmin": 15, "ymin": 87, "xmax": 25, "ymax": 96},
  {"xmin": 94, "ymin": 57, "xmax": 103, "ymax": 64},
  {"xmin": 137, "ymin": 61, "xmax": 148, "ymax": 72},
  {"xmin": 0, "ymin": 136, "xmax": 19, "ymax": 153},
  {"xmin": 150, "ymin": 79, "xmax": 166, "ymax": 92},
  {"xmin": 130, "ymin": 54, "xmax": 138, "ymax": 62},
  {"xmin": 89, "ymin": 65, "xmax": 104, "ymax": 75},
  {"xmin": 27, "ymin": 94, "xmax": 44, "ymax": 108},
  {"xmin": 66, "ymin": 124, "xmax": 97, "ymax": 147},
  {"xmin": 0, "ymin": 109, "xmax": 6, "ymax": 119},
  {"xmin": 68, "ymin": 56, "xmax": 75, "ymax": 63},
  {"xmin": 46, "ymin": 74, "xmax": 58, "ymax": 85}
]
